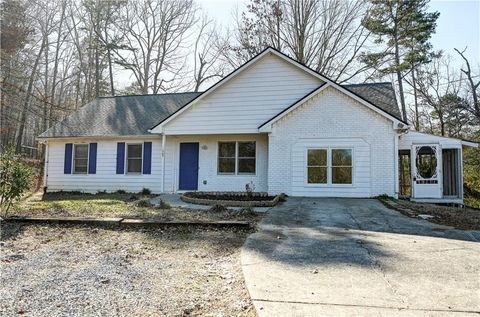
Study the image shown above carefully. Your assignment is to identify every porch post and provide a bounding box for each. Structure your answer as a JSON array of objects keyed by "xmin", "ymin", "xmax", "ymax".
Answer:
[{"xmin": 161, "ymin": 134, "xmax": 166, "ymax": 192}]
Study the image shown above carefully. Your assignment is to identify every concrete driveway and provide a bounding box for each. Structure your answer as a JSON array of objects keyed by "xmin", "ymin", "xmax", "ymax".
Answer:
[{"xmin": 241, "ymin": 198, "xmax": 480, "ymax": 317}]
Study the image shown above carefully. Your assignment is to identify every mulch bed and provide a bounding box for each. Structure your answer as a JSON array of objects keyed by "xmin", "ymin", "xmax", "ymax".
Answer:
[{"xmin": 184, "ymin": 192, "xmax": 276, "ymax": 202}]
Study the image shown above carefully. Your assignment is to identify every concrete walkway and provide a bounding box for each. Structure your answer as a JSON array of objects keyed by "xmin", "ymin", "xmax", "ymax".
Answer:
[
  {"xmin": 151, "ymin": 193, "xmax": 272, "ymax": 212},
  {"xmin": 241, "ymin": 198, "xmax": 480, "ymax": 317}
]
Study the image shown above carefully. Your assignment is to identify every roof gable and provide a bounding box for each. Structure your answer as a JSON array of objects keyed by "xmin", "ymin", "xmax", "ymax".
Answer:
[
  {"xmin": 150, "ymin": 47, "xmax": 406, "ymax": 134},
  {"xmin": 153, "ymin": 51, "xmax": 323, "ymax": 135}
]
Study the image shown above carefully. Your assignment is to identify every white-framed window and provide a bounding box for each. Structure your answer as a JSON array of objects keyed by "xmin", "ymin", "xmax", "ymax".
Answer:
[
  {"xmin": 73, "ymin": 144, "xmax": 88, "ymax": 174},
  {"xmin": 307, "ymin": 149, "xmax": 327, "ymax": 184},
  {"xmin": 306, "ymin": 148, "xmax": 353, "ymax": 185},
  {"xmin": 218, "ymin": 142, "xmax": 236, "ymax": 174},
  {"xmin": 218, "ymin": 141, "xmax": 256, "ymax": 175},
  {"xmin": 126, "ymin": 143, "xmax": 143, "ymax": 174},
  {"xmin": 331, "ymin": 149, "xmax": 353, "ymax": 184}
]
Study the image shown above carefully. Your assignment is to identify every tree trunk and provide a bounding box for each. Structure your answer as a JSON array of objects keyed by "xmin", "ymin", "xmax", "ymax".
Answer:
[
  {"xmin": 411, "ymin": 67, "xmax": 419, "ymax": 130},
  {"xmin": 16, "ymin": 38, "xmax": 46, "ymax": 153},
  {"xmin": 394, "ymin": 40, "xmax": 407, "ymax": 122}
]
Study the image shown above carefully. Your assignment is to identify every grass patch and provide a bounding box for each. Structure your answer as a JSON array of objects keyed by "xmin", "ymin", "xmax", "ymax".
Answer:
[{"xmin": 12, "ymin": 192, "xmax": 263, "ymax": 223}]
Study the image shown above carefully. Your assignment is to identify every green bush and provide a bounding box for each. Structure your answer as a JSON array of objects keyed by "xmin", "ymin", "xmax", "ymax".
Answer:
[
  {"xmin": 157, "ymin": 200, "xmax": 171, "ymax": 209},
  {"xmin": 0, "ymin": 147, "xmax": 32, "ymax": 217},
  {"xmin": 140, "ymin": 188, "xmax": 151, "ymax": 196},
  {"xmin": 464, "ymin": 146, "xmax": 480, "ymax": 191}
]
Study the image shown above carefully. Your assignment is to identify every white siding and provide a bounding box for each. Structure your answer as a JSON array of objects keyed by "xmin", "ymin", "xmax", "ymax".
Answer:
[
  {"xmin": 163, "ymin": 134, "xmax": 268, "ymax": 192},
  {"xmin": 46, "ymin": 138, "xmax": 163, "ymax": 193},
  {"xmin": 45, "ymin": 134, "xmax": 268, "ymax": 194},
  {"xmin": 163, "ymin": 53, "xmax": 323, "ymax": 135},
  {"xmin": 268, "ymin": 87, "xmax": 396, "ymax": 197}
]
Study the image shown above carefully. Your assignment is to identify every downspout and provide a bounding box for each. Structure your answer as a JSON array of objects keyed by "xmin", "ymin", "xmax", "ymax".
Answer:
[{"xmin": 161, "ymin": 134, "xmax": 166, "ymax": 193}]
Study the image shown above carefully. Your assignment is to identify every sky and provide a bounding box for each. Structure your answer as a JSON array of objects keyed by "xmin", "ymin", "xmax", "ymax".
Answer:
[
  {"xmin": 198, "ymin": 0, "xmax": 480, "ymax": 66},
  {"xmin": 116, "ymin": 0, "xmax": 480, "ymax": 89}
]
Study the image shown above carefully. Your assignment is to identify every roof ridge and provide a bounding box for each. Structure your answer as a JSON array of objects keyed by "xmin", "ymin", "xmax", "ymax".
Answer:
[
  {"xmin": 343, "ymin": 82, "xmax": 392, "ymax": 87},
  {"xmin": 97, "ymin": 91, "xmax": 201, "ymax": 99}
]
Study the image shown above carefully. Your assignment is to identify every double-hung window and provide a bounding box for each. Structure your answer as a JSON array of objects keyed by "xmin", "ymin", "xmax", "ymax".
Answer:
[
  {"xmin": 127, "ymin": 144, "xmax": 142, "ymax": 173},
  {"xmin": 218, "ymin": 141, "xmax": 256, "ymax": 174},
  {"xmin": 331, "ymin": 149, "xmax": 353, "ymax": 184},
  {"xmin": 306, "ymin": 148, "xmax": 353, "ymax": 185},
  {"xmin": 307, "ymin": 149, "xmax": 327, "ymax": 184},
  {"xmin": 73, "ymin": 144, "xmax": 88, "ymax": 174}
]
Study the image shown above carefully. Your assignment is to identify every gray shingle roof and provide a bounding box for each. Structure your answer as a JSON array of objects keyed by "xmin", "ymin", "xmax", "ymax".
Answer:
[
  {"xmin": 343, "ymin": 82, "xmax": 402, "ymax": 120},
  {"xmin": 38, "ymin": 82, "xmax": 401, "ymax": 138},
  {"xmin": 38, "ymin": 92, "xmax": 201, "ymax": 138}
]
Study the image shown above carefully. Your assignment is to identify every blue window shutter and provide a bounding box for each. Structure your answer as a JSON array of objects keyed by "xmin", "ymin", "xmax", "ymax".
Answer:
[
  {"xmin": 143, "ymin": 142, "xmax": 152, "ymax": 174},
  {"xmin": 64, "ymin": 143, "xmax": 73, "ymax": 174},
  {"xmin": 116, "ymin": 142, "xmax": 125, "ymax": 174},
  {"xmin": 88, "ymin": 143, "xmax": 97, "ymax": 174}
]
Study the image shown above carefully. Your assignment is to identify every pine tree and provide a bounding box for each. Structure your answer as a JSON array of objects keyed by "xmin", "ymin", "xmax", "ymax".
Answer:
[{"xmin": 361, "ymin": 0, "xmax": 439, "ymax": 122}]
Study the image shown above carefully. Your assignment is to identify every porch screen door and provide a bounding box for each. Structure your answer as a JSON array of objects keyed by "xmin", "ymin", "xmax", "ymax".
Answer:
[{"xmin": 411, "ymin": 144, "xmax": 442, "ymax": 199}]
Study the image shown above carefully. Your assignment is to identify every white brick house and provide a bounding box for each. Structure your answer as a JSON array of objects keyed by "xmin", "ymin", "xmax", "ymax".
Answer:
[{"xmin": 38, "ymin": 47, "xmax": 477, "ymax": 203}]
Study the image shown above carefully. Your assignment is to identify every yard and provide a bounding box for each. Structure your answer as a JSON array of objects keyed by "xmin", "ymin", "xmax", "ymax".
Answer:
[
  {"xmin": 0, "ymin": 224, "xmax": 256, "ymax": 316},
  {"xmin": 1, "ymin": 192, "xmax": 262, "ymax": 316},
  {"xmin": 11, "ymin": 192, "xmax": 262, "ymax": 223}
]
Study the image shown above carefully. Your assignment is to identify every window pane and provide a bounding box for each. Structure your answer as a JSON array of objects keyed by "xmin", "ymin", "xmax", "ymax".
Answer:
[
  {"xmin": 75, "ymin": 144, "xmax": 88, "ymax": 159},
  {"xmin": 238, "ymin": 158, "xmax": 255, "ymax": 174},
  {"xmin": 238, "ymin": 142, "xmax": 255, "ymax": 157},
  {"xmin": 219, "ymin": 142, "xmax": 235, "ymax": 157},
  {"xmin": 127, "ymin": 158, "xmax": 142, "ymax": 173},
  {"xmin": 332, "ymin": 167, "xmax": 352, "ymax": 184},
  {"xmin": 128, "ymin": 144, "xmax": 142, "ymax": 158},
  {"xmin": 308, "ymin": 167, "xmax": 327, "ymax": 184},
  {"xmin": 332, "ymin": 149, "xmax": 352, "ymax": 166},
  {"xmin": 219, "ymin": 158, "xmax": 235, "ymax": 173},
  {"xmin": 74, "ymin": 159, "xmax": 88, "ymax": 173},
  {"xmin": 308, "ymin": 149, "xmax": 327, "ymax": 166}
]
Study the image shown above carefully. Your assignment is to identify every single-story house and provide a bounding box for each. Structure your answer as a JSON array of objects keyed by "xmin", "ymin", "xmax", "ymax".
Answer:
[{"xmin": 38, "ymin": 47, "xmax": 477, "ymax": 204}]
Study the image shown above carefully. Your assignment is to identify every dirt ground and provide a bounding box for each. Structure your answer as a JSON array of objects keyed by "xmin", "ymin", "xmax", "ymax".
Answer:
[
  {"xmin": 393, "ymin": 199, "xmax": 480, "ymax": 230},
  {"xmin": 0, "ymin": 223, "xmax": 257, "ymax": 317}
]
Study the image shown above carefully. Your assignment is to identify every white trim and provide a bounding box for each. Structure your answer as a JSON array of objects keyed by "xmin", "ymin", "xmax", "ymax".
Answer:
[
  {"xmin": 38, "ymin": 135, "xmax": 160, "ymax": 142},
  {"xmin": 150, "ymin": 47, "xmax": 407, "ymax": 134},
  {"xmin": 43, "ymin": 143, "xmax": 49, "ymax": 188},
  {"xmin": 461, "ymin": 140, "xmax": 478, "ymax": 147}
]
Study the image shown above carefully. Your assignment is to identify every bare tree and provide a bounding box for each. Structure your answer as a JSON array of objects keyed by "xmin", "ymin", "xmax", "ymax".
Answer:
[
  {"xmin": 455, "ymin": 47, "xmax": 480, "ymax": 124},
  {"xmin": 115, "ymin": 0, "xmax": 197, "ymax": 94},
  {"xmin": 192, "ymin": 16, "xmax": 226, "ymax": 92},
  {"xmin": 413, "ymin": 55, "xmax": 471, "ymax": 137},
  {"xmin": 226, "ymin": 0, "xmax": 370, "ymax": 83}
]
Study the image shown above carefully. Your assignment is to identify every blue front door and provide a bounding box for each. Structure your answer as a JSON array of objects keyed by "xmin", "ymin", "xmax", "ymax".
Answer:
[{"xmin": 179, "ymin": 143, "xmax": 199, "ymax": 190}]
